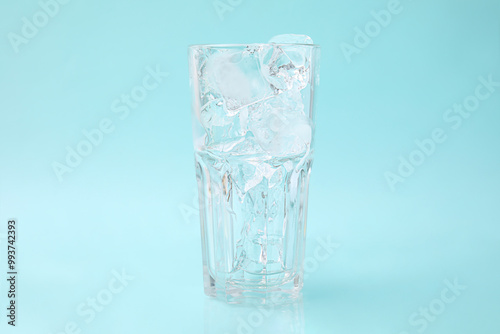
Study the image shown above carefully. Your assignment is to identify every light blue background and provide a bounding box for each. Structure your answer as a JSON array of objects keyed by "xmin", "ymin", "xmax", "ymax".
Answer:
[{"xmin": 1, "ymin": 0, "xmax": 499, "ymax": 333}]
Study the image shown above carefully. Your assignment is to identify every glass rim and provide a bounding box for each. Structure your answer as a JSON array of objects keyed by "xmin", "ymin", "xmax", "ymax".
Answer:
[{"xmin": 189, "ymin": 43, "xmax": 320, "ymax": 49}]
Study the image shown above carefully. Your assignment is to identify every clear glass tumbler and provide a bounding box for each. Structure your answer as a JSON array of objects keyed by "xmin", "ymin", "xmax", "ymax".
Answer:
[{"xmin": 188, "ymin": 42, "xmax": 319, "ymax": 303}]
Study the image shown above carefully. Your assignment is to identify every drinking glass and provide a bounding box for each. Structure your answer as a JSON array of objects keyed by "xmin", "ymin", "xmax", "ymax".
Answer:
[{"xmin": 188, "ymin": 42, "xmax": 320, "ymax": 303}]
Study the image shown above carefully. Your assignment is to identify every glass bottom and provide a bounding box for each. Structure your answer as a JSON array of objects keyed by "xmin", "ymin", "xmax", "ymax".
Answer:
[{"xmin": 203, "ymin": 265, "xmax": 303, "ymax": 304}]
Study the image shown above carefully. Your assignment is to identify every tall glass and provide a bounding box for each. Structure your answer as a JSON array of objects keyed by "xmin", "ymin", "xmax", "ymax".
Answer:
[{"xmin": 188, "ymin": 42, "xmax": 319, "ymax": 303}]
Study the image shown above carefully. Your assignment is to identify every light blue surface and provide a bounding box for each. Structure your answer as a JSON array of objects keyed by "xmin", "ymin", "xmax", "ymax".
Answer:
[{"xmin": 0, "ymin": 0, "xmax": 499, "ymax": 333}]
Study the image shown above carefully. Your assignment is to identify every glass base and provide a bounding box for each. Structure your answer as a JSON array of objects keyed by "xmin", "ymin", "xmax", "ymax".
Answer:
[{"xmin": 203, "ymin": 265, "xmax": 303, "ymax": 304}]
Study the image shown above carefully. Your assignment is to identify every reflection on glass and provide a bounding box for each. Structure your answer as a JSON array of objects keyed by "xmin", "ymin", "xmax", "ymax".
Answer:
[{"xmin": 204, "ymin": 297, "xmax": 304, "ymax": 334}]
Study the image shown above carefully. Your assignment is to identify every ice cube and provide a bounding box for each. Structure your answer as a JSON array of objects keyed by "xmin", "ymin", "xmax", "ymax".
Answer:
[
  {"xmin": 194, "ymin": 37, "xmax": 314, "ymax": 155},
  {"xmin": 259, "ymin": 44, "xmax": 311, "ymax": 92},
  {"xmin": 199, "ymin": 98, "xmax": 229, "ymax": 127},
  {"xmin": 205, "ymin": 51, "xmax": 251, "ymax": 111},
  {"xmin": 232, "ymin": 159, "xmax": 276, "ymax": 193},
  {"xmin": 270, "ymin": 115, "xmax": 311, "ymax": 156},
  {"xmin": 248, "ymin": 93, "xmax": 311, "ymax": 156},
  {"xmin": 268, "ymin": 34, "xmax": 314, "ymax": 45},
  {"xmin": 226, "ymin": 133, "xmax": 265, "ymax": 156},
  {"xmin": 199, "ymin": 96, "xmax": 249, "ymax": 147},
  {"xmin": 205, "ymin": 48, "xmax": 273, "ymax": 113}
]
